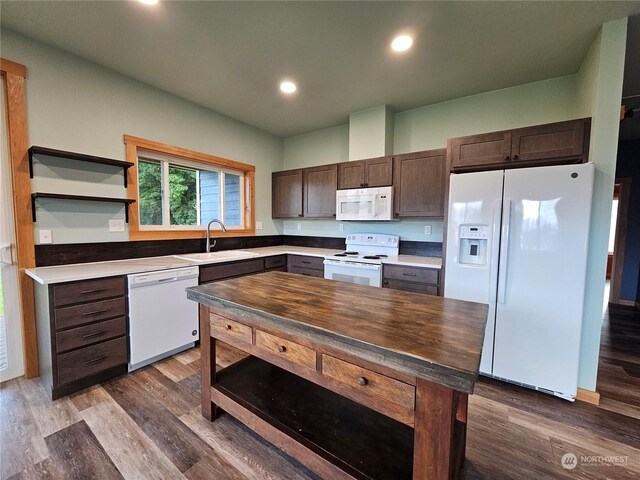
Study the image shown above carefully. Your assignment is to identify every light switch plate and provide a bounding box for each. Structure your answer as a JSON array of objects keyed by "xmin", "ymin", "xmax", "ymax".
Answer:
[
  {"xmin": 39, "ymin": 229, "xmax": 52, "ymax": 244},
  {"xmin": 109, "ymin": 219, "xmax": 125, "ymax": 232},
  {"xmin": 424, "ymin": 225, "xmax": 432, "ymax": 235},
  {"xmin": 297, "ymin": 223, "xmax": 302, "ymax": 231},
  {"xmin": 256, "ymin": 221, "xmax": 263, "ymax": 230}
]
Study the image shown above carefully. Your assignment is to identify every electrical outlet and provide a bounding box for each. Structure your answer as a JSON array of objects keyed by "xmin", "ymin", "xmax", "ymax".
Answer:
[
  {"xmin": 297, "ymin": 222, "xmax": 302, "ymax": 231},
  {"xmin": 109, "ymin": 219, "xmax": 125, "ymax": 232},
  {"xmin": 256, "ymin": 221, "xmax": 263, "ymax": 230},
  {"xmin": 424, "ymin": 225, "xmax": 432, "ymax": 235},
  {"xmin": 39, "ymin": 229, "xmax": 52, "ymax": 244},
  {"xmin": 339, "ymin": 223, "xmax": 344, "ymax": 232}
]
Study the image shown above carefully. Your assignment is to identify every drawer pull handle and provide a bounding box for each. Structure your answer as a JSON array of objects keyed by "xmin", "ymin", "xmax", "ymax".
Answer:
[
  {"xmin": 402, "ymin": 273, "xmax": 417, "ymax": 277},
  {"xmin": 84, "ymin": 355, "xmax": 108, "ymax": 365},
  {"xmin": 277, "ymin": 345, "xmax": 287, "ymax": 353},
  {"xmin": 225, "ymin": 324, "xmax": 232, "ymax": 330},
  {"xmin": 357, "ymin": 376, "xmax": 368, "ymax": 386},
  {"xmin": 82, "ymin": 309, "xmax": 107, "ymax": 317},
  {"xmin": 301, "ymin": 261, "xmax": 311, "ymax": 264},
  {"xmin": 81, "ymin": 288, "xmax": 104, "ymax": 295},
  {"xmin": 82, "ymin": 330, "xmax": 107, "ymax": 339}
]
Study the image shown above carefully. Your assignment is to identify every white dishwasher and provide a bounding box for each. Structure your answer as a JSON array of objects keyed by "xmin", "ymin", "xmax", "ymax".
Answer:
[{"xmin": 128, "ymin": 266, "xmax": 199, "ymax": 371}]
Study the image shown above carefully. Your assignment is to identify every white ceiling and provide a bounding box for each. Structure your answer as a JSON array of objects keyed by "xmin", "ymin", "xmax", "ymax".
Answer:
[{"xmin": 1, "ymin": 1, "xmax": 640, "ymax": 138}]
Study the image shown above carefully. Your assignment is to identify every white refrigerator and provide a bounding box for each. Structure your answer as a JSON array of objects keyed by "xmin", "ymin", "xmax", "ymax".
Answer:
[{"xmin": 444, "ymin": 163, "xmax": 594, "ymax": 401}]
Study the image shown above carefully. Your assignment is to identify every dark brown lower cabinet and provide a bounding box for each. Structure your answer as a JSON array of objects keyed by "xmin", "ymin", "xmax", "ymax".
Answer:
[
  {"xmin": 287, "ymin": 255, "xmax": 324, "ymax": 278},
  {"xmin": 34, "ymin": 276, "xmax": 129, "ymax": 400},
  {"xmin": 382, "ymin": 264, "xmax": 441, "ymax": 296}
]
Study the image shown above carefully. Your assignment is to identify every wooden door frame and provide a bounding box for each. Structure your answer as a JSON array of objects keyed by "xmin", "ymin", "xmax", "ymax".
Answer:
[
  {"xmin": 1, "ymin": 58, "xmax": 38, "ymax": 378},
  {"xmin": 609, "ymin": 177, "xmax": 632, "ymax": 306}
]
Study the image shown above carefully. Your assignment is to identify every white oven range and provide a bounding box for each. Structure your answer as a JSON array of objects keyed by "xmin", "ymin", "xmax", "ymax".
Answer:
[{"xmin": 323, "ymin": 233, "xmax": 399, "ymax": 287}]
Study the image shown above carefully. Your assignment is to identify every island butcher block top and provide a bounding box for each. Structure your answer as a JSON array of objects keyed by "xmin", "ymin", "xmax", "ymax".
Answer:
[{"xmin": 187, "ymin": 271, "xmax": 488, "ymax": 393}]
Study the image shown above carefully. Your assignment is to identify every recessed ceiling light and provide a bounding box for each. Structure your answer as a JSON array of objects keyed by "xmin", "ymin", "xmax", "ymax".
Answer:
[
  {"xmin": 139, "ymin": 0, "xmax": 159, "ymax": 5},
  {"xmin": 280, "ymin": 81, "xmax": 297, "ymax": 94},
  {"xmin": 391, "ymin": 35, "xmax": 413, "ymax": 52}
]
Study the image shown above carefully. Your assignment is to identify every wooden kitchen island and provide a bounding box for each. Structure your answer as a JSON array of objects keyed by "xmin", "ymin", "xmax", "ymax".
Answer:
[{"xmin": 186, "ymin": 272, "xmax": 488, "ymax": 480}]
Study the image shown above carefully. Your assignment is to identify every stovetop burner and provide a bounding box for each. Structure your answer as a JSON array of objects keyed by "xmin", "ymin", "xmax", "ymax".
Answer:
[
  {"xmin": 334, "ymin": 253, "xmax": 347, "ymax": 257},
  {"xmin": 343, "ymin": 251, "xmax": 359, "ymax": 255},
  {"xmin": 363, "ymin": 255, "xmax": 381, "ymax": 260}
]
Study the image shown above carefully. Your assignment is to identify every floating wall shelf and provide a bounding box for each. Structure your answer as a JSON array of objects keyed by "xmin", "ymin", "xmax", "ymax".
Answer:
[
  {"xmin": 28, "ymin": 146, "xmax": 134, "ymax": 187},
  {"xmin": 31, "ymin": 193, "xmax": 136, "ymax": 223}
]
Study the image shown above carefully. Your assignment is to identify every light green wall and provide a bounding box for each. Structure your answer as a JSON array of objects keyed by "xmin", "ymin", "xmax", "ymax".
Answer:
[
  {"xmin": 283, "ymin": 125, "xmax": 349, "ymax": 169},
  {"xmin": 349, "ymin": 105, "xmax": 394, "ymax": 160},
  {"xmin": 1, "ymin": 29, "xmax": 284, "ymax": 244},
  {"xmin": 576, "ymin": 18, "xmax": 627, "ymax": 392},
  {"xmin": 394, "ymin": 74, "xmax": 579, "ymax": 154}
]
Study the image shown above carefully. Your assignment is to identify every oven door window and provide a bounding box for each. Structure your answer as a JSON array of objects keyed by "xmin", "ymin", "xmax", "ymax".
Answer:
[{"xmin": 332, "ymin": 273, "xmax": 372, "ymax": 285}]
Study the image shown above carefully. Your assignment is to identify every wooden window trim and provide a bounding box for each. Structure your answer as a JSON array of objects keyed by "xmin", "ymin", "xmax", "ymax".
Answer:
[
  {"xmin": 1, "ymin": 57, "xmax": 39, "ymax": 378},
  {"xmin": 124, "ymin": 135, "xmax": 256, "ymax": 240}
]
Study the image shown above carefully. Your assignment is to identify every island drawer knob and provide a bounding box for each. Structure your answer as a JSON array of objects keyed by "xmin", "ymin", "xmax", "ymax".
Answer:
[
  {"xmin": 357, "ymin": 376, "xmax": 368, "ymax": 386},
  {"xmin": 225, "ymin": 324, "xmax": 232, "ymax": 330},
  {"xmin": 278, "ymin": 345, "xmax": 286, "ymax": 353}
]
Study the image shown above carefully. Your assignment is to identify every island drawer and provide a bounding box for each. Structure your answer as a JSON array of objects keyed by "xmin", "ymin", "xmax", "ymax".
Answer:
[
  {"xmin": 255, "ymin": 330, "xmax": 316, "ymax": 370},
  {"xmin": 322, "ymin": 355, "xmax": 415, "ymax": 410},
  {"xmin": 382, "ymin": 278, "xmax": 438, "ymax": 296},
  {"xmin": 288, "ymin": 255, "xmax": 324, "ymax": 270},
  {"xmin": 200, "ymin": 258, "xmax": 265, "ymax": 283},
  {"xmin": 53, "ymin": 276, "xmax": 126, "ymax": 307},
  {"xmin": 57, "ymin": 336, "xmax": 127, "ymax": 386},
  {"xmin": 54, "ymin": 297, "xmax": 127, "ymax": 330},
  {"xmin": 210, "ymin": 313, "xmax": 253, "ymax": 344},
  {"xmin": 56, "ymin": 317, "xmax": 127, "ymax": 353},
  {"xmin": 382, "ymin": 264, "xmax": 439, "ymax": 284},
  {"xmin": 265, "ymin": 255, "xmax": 287, "ymax": 270}
]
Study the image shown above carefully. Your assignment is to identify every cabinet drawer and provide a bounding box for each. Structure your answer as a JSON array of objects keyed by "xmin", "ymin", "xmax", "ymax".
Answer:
[
  {"xmin": 289, "ymin": 266, "xmax": 324, "ymax": 278},
  {"xmin": 382, "ymin": 264, "xmax": 439, "ymax": 284},
  {"xmin": 322, "ymin": 355, "xmax": 415, "ymax": 410},
  {"xmin": 288, "ymin": 255, "xmax": 324, "ymax": 270},
  {"xmin": 56, "ymin": 317, "xmax": 126, "ymax": 353},
  {"xmin": 383, "ymin": 278, "xmax": 438, "ymax": 296},
  {"xmin": 200, "ymin": 258, "xmax": 265, "ymax": 283},
  {"xmin": 265, "ymin": 255, "xmax": 287, "ymax": 270},
  {"xmin": 57, "ymin": 336, "xmax": 127, "ymax": 386},
  {"xmin": 210, "ymin": 313, "xmax": 252, "ymax": 344},
  {"xmin": 255, "ymin": 330, "xmax": 316, "ymax": 370},
  {"xmin": 53, "ymin": 277, "xmax": 125, "ymax": 307},
  {"xmin": 54, "ymin": 297, "xmax": 126, "ymax": 330}
]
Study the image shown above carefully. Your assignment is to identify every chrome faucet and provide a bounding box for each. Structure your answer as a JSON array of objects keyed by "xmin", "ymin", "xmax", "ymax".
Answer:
[{"xmin": 205, "ymin": 219, "xmax": 227, "ymax": 252}]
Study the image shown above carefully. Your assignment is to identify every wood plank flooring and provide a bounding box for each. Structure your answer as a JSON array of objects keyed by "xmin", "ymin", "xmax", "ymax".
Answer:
[{"xmin": 1, "ymin": 306, "xmax": 639, "ymax": 479}]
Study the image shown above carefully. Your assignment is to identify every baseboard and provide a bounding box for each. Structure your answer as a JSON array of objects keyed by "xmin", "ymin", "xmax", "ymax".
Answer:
[{"xmin": 576, "ymin": 388, "xmax": 600, "ymax": 406}]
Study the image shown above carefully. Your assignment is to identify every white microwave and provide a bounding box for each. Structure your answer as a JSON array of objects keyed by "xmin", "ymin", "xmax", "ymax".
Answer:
[{"xmin": 336, "ymin": 186, "xmax": 394, "ymax": 221}]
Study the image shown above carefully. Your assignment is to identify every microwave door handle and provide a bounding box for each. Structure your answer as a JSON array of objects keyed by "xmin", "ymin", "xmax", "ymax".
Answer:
[{"xmin": 372, "ymin": 194, "xmax": 379, "ymax": 218}]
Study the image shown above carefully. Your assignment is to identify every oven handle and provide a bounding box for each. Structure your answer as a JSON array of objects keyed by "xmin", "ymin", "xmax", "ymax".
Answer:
[{"xmin": 323, "ymin": 260, "xmax": 382, "ymax": 271}]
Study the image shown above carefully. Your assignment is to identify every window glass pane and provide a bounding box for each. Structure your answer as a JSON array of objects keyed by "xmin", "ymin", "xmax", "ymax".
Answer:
[
  {"xmin": 224, "ymin": 173, "xmax": 242, "ymax": 227},
  {"xmin": 138, "ymin": 160, "xmax": 163, "ymax": 225},
  {"xmin": 199, "ymin": 170, "xmax": 220, "ymax": 225},
  {"xmin": 169, "ymin": 165, "xmax": 197, "ymax": 225},
  {"xmin": 608, "ymin": 199, "xmax": 618, "ymax": 253}
]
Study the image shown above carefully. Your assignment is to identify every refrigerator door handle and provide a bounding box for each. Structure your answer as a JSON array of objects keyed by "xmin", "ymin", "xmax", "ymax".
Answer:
[
  {"xmin": 488, "ymin": 200, "xmax": 502, "ymax": 303},
  {"xmin": 497, "ymin": 199, "xmax": 511, "ymax": 303}
]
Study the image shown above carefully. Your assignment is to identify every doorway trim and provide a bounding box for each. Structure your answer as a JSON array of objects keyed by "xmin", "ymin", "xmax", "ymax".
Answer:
[
  {"xmin": 0, "ymin": 58, "xmax": 38, "ymax": 378},
  {"xmin": 609, "ymin": 177, "xmax": 632, "ymax": 306}
]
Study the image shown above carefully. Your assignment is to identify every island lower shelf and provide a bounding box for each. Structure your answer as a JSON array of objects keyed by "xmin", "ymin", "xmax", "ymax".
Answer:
[{"xmin": 213, "ymin": 355, "xmax": 465, "ymax": 480}]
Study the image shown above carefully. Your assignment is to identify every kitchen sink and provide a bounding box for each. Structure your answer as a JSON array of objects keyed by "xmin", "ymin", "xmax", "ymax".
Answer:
[{"xmin": 172, "ymin": 250, "xmax": 260, "ymax": 263}]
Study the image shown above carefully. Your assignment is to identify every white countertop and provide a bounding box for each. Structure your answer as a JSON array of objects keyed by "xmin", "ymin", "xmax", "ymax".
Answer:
[{"xmin": 26, "ymin": 245, "xmax": 441, "ymax": 285}]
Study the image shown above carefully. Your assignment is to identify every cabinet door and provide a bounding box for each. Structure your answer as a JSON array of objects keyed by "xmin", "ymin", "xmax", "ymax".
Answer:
[
  {"xmin": 450, "ymin": 131, "xmax": 511, "ymax": 171},
  {"xmin": 338, "ymin": 161, "xmax": 365, "ymax": 189},
  {"xmin": 364, "ymin": 157, "xmax": 393, "ymax": 187},
  {"xmin": 393, "ymin": 149, "xmax": 445, "ymax": 217},
  {"xmin": 272, "ymin": 170, "xmax": 303, "ymax": 218},
  {"xmin": 511, "ymin": 119, "xmax": 586, "ymax": 164},
  {"xmin": 303, "ymin": 164, "xmax": 337, "ymax": 218}
]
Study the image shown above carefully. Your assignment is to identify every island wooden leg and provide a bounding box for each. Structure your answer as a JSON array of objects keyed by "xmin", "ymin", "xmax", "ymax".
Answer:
[
  {"xmin": 413, "ymin": 378, "xmax": 456, "ymax": 480},
  {"xmin": 200, "ymin": 305, "xmax": 219, "ymax": 421},
  {"xmin": 455, "ymin": 392, "xmax": 468, "ymax": 471}
]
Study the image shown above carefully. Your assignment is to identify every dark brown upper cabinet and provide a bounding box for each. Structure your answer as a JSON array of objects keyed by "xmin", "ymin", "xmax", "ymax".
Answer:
[
  {"xmin": 393, "ymin": 149, "xmax": 445, "ymax": 218},
  {"xmin": 272, "ymin": 169, "xmax": 303, "ymax": 218},
  {"xmin": 303, "ymin": 164, "xmax": 337, "ymax": 218},
  {"xmin": 338, "ymin": 156, "xmax": 393, "ymax": 189},
  {"xmin": 449, "ymin": 118, "xmax": 590, "ymax": 172}
]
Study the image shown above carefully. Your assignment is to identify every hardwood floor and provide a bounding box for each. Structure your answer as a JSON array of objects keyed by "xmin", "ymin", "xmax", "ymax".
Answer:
[{"xmin": 2, "ymin": 305, "xmax": 639, "ymax": 479}]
